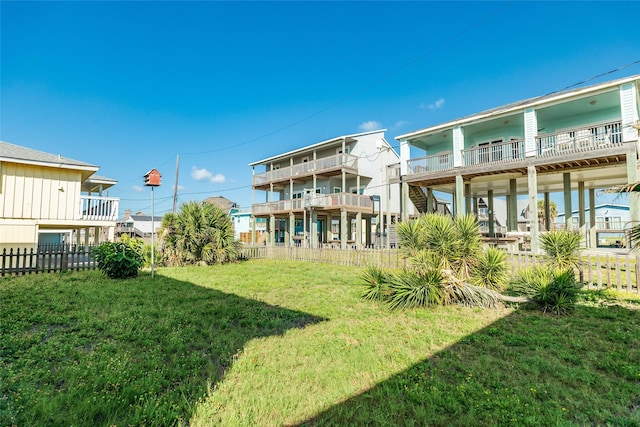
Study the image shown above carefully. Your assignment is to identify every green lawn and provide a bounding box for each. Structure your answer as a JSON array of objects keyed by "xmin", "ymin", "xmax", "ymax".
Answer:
[{"xmin": 1, "ymin": 259, "xmax": 639, "ymax": 426}]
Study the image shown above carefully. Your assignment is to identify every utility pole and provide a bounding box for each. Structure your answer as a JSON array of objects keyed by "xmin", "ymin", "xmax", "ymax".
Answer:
[{"xmin": 172, "ymin": 154, "xmax": 179, "ymax": 213}]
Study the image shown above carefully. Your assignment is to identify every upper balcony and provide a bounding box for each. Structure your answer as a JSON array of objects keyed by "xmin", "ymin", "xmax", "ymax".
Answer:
[
  {"xmin": 252, "ymin": 192, "xmax": 374, "ymax": 216},
  {"xmin": 79, "ymin": 195, "xmax": 119, "ymax": 221},
  {"xmin": 253, "ymin": 153, "xmax": 360, "ymax": 191},
  {"xmin": 406, "ymin": 121, "xmax": 625, "ymax": 181}
]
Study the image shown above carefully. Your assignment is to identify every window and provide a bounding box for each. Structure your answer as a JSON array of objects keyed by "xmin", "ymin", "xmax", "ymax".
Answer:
[{"xmin": 333, "ymin": 187, "xmax": 341, "ymax": 193}]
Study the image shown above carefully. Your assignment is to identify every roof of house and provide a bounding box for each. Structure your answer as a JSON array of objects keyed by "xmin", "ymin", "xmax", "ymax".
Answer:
[
  {"xmin": 249, "ymin": 129, "xmax": 388, "ymax": 166},
  {"xmin": 557, "ymin": 204, "xmax": 631, "ymax": 217},
  {"xmin": 396, "ymin": 74, "xmax": 640, "ymax": 141},
  {"xmin": 203, "ymin": 196, "xmax": 238, "ymax": 212},
  {"xmin": 0, "ymin": 141, "xmax": 116, "ymax": 184}
]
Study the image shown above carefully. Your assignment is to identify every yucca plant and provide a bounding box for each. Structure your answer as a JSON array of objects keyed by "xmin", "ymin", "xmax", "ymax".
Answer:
[
  {"xmin": 539, "ymin": 229, "xmax": 583, "ymax": 271},
  {"xmin": 512, "ymin": 266, "xmax": 580, "ymax": 315},
  {"xmin": 387, "ymin": 268, "xmax": 446, "ymax": 310},
  {"xmin": 471, "ymin": 247, "xmax": 508, "ymax": 291},
  {"xmin": 360, "ymin": 266, "xmax": 392, "ymax": 302}
]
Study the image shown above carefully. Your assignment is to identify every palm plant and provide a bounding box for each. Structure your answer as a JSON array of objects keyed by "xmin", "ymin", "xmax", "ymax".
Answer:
[
  {"xmin": 376, "ymin": 213, "xmax": 501, "ymax": 309},
  {"xmin": 539, "ymin": 229, "xmax": 583, "ymax": 271},
  {"xmin": 160, "ymin": 201, "xmax": 240, "ymax": 266},
  {"xmin": 471, "ymin": 247, "xmax": 509, "ymax": 291},
  {"xmin": 512, "ymin": 266, "xmax": 580, "ymax": 315}
]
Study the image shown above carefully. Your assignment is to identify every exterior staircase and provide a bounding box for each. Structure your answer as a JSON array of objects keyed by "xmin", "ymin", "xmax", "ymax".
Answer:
[{"xmin": 408, "ymin": 185, "xmax": 429, "ymax": 214}]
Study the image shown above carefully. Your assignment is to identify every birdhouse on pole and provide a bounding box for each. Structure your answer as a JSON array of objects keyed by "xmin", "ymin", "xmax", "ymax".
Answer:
[{"xmin": 144, "ymin": 169, "xmax": 162, "ymax": 187}]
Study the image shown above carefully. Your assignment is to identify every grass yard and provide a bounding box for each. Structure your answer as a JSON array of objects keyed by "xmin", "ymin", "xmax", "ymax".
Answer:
[{"xmin": 1, "ymin": 259, "xmax": 639, "ymax": 426}]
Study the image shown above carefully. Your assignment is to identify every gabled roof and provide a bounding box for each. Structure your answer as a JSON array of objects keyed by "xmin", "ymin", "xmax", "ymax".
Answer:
[
  {"xmin": 0, "ymin": 141, "xmax": 97, "ymax": 169},
  {"xmin": 0, "ymin": 141, "xmax": 116, "ymax": 184},
  {"xmin": 396, "ymin": 74, "xmax": 640, "ymax": 141},
  {"xmin": 249, "ymin": 129, "xmax": 387, "ymax": 166}
]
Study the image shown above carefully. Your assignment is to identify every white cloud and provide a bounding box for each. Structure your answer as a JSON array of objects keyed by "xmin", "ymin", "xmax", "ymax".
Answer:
[
  {"xmin": 358, "ymin": 120, "xmax": 382, "ymax": 132},
  {"xmin": 191, "ymin": 167, "xmax": 226, "ymax": 184},
  {"xmin": 394, "ymin": 120, "xmax": 409, "ymax": 129},
  {"xmin": 132, "ymin": 185, "xmax": 144, "ymax": 192},
  {"xmin": 420, "ymin": 98, "xmax": 445, "ymax": 110}
]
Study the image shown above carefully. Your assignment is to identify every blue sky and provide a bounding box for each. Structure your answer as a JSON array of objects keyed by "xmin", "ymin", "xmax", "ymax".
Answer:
[{"xmin": 2, "ymin": 1, "xmax": 639, "ymax": 217}]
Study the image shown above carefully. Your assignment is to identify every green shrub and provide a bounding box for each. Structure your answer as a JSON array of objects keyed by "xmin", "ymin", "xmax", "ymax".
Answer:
[
  {"xmin": 387, "ymin": 268, "xmax": 445, "ymax": 310},
  {"xmin": 471, "ymin": 247, "xmax": 508, "ymax": 291},
  {"xmin": 512, "ymin": 266, "xmax": 580, "ymax": 315},
  {"xmin": 92, "ymin": 241, "xmax": 145, "ymax": 279},
  {"xmin": 539, "ymin": 230, "xmax": 583, "ymax": 270},
  {"xmin": 360, "ymin": 266, "xmax": 391, "ymax": 302}
]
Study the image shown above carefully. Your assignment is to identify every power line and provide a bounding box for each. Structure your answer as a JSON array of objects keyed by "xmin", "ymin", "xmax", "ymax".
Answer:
[{"xmin": 178, "ymin": 2, "xmax": 515, "ymax": 157}]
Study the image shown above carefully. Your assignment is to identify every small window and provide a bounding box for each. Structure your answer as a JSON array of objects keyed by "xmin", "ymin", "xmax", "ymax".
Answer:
[{"xmin": 333, "ymin": 187, "xmax": 341, "ymax": 193}]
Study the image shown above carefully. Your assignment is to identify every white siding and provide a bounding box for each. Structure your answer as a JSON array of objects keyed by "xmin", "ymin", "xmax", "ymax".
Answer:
[
  {"xmin": 453, "ymin": 126, "xmax": 463, "ymax": 167},
  {"xmin": 620, "ymin": 83, "xmax": 639, "ymax": 146},
  {"xmin": 524, "ymin": 107, "xmax": 538, "ymax": 157}
]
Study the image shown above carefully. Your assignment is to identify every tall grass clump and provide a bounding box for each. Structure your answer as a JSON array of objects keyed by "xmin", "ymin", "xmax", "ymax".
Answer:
[{"xmin": 365, "ymin": 213, "xmax": 504, "ymax": 309}]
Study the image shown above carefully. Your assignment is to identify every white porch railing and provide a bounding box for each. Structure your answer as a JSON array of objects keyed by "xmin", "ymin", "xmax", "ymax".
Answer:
[
  {"xmin": 407, "ymin": 152, "xmax": 454, "ymax": 174},
  {"xmin": 535, "ymin": 121, "xmax": 623, "ymax": 157},
  {"xmin": 79, "ymin": 196, "xmax": 119, "ymax": 221},
  {"xmin": 462, "ymin": 139, "xmax": 525, "ymax": 166}
]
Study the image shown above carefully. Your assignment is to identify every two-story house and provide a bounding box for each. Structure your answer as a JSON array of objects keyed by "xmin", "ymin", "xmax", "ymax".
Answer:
[
  {"xmin": 250, "ymin": 129, "xmax": 413, "ymax": 248},
  {"xmin": 396, "ymin": 74, "xmax": 640, "ymax": 253},
  {"xmin": 0, "ymin": 142, "xmax": 119, "ymax": 250}
]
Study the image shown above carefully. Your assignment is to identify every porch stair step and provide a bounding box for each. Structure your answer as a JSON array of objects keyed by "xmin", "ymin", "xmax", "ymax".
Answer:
[{"xmin": 408, "ymin": 185, "xmax": 429, "ymax": 214}]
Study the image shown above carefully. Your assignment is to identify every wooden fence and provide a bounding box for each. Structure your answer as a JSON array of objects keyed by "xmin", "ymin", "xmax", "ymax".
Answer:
[
  {"xmin": 1, "ymin": 245, "xmax": 96, "ymax": 276},
  {"xmin": 241, "ymin": 246, "xmax": 640, "ymax": 294}
]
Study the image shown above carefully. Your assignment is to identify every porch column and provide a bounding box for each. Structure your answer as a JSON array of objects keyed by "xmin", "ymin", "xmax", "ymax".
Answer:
[
  {"xmin": 94, "ymin": 226, "xmax": 100, "ymax": 245},
  {"xmin": 311, "ymin": 210, "xmax": 318, "ymax": 248},
  {"xmin": 399, "ymin": 139, "xmax": 410, "ymax": 221},
  {"xmin": 544, "ymin": 192, "xmax": 551, "ymax": 231},
  {"xmin": 356, "ymin": 212, "xmax": 363, "ymax": 248},
  {"xmin": 563, "ymin": 173, "xmax": 572, "ymax": 230},
  {"xmin": 365, "ymin": 217, "xmax": 372, "ymax": 247},
  {"xmin": 269, "ymin": 215, "xmax": 276, "ymax": 247},
  {"xmin": 528, "ymin": 166, "xmax": 540, "ymax": 254},
  {"xmin": 288, "ymin": 213, "xmax": 295, "ymax": 247},
  {"xmin": 627, "ymin": 143, "xmax": 640, "ymax": 230},
  {"xmin": 589, "ymin": 188, "xmax": 597, "ymax": 249},
  {"xmin": 426, "ymin": 188, "xmax": 434, "ymax": 213},
  {"xmin": 455, "ymin": 175, "xmax": 464, "ymax": 217},
  {"xmin": 509, "ymin": 179, "xmax": 518, "ymax": 232},
  {"xmin": 488, "ymin": 190, "xmax": 495, "ymax": 238},
  {"xmin": 465, "ymin": 183, "xmax": 472, "ymax": 214},
  {"xmin": 340, "ymin": 210, "xmax": 348, "ymax": 249},
  {"xmin": 578, "ymin": 181, "xmax": 586, "ymax": 246}
]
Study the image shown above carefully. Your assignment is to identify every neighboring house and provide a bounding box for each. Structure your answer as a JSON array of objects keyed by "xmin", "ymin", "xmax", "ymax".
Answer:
[
  {"xmin": 116, "ymin": 210, "xmax": 163, "ymax": 240},
  {"xmin": 556, "ymin": 204, "xmax": 631, "ymax": 248},
  {"xmin": 0, "ymin": 141, "xmax": 119, "ymax": 250},
  {"xmin": 396, "ymin": 74, "xmax": 640, "ymax": 252},
  {"xmin": 230, "ymin": 210, "xmax": 267, "ymax": 243},
  {"xmin": 250, "ymin": 129, "xmax": 414, "ymax": 248},
  {"xmin": 203, "ymin": 196, "xmax": 239, "ymax": 213}
]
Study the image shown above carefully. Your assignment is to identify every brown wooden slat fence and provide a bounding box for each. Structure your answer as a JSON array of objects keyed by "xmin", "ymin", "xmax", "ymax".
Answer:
[
  {"xmin": 1, "ymin": 244, "xmax": 96, "ymax": 276},
  {"xmin": 241, "ymin": 246, "xmax": 639, "ymax": 293}
]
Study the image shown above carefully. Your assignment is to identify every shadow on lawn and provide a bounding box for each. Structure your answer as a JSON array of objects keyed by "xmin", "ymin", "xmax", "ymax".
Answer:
[
  {"xmin": 299, "ymin": 302, "xmax": 640, "ymax": 426},
  {"xmin": 1, "ymin": 270, "xmax": 325, "ymax": 426}
]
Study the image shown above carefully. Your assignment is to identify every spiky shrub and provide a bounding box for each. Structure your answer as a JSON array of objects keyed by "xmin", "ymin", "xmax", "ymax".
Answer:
[
  {"xmin": 387, "ymin": 268, "xmax": 446, "ymax": 310},
  {"xmin": 539, "ymin": 230, "xmax": 582, "ymax": 271},
  {"xmin": 512, "ymin": 266, "xmax": 580, "ymax": 315},
  {"xmin": 447, "ymin": 283, "xmax": 501, "ymax": 309},
  {"xmin": 160, "ymin": 201, "xmax": 240, "ymax": 266},
  {"xmin": 360, "ymin": 266, "xmax": 392, "ymax": 302},
  {"xmin": 629, "ymin": 223, "xmax": 640, "ymax": 252},
  {"xmin": 471, "ymin": 247, "xmax": 508, "ymax": 291},
  {"xmin": 92, "ymin": 241, "xmax": 144, "ymax": 279}
]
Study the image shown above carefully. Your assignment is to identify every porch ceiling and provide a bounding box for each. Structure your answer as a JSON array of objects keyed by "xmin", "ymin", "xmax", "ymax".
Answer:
[{"xmin": 412, "ymin": 162, "xmax": 631, "ymax": 198}]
